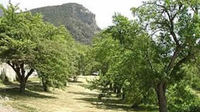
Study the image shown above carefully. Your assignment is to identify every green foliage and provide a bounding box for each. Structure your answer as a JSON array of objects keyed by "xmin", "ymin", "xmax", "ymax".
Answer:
[
  {"xmin": 0, "ymin": 4, "xmax": 83, "ymax": 91},
  {"xmin": 0, "ymin": 4, "xmax": 40, "ymax": 63},
  {"xmin": 90, "ymin": 29, "xmax": 155, "ymax": 106},
  {"xmin": 168, "ymin": 81, "xmax": 200, "ymax": 112},
  {"xmin": 34, "ymin": 25, "xmax": 76, "ymax": 89},
  {"xmin": 90, "ymin": 0, "xmax": 200, "ymax": 111},
  {"xmin": 192, "ymin": 55, "xmax": 200, "ymax": 90},
  {"xmin": 74, "ymin": 43, "xmax": 93, "ymax": 76},
  {"xmin": 192, "ymin": 77, "xmax": 200, "ymax": 90}
]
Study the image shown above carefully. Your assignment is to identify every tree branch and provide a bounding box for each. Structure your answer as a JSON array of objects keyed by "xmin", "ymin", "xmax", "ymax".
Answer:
[
  {"xmin": 153, "ymin": 2, "xmax": 181, "ymax": 46},
  {"xmin": 7, "ymin": 61, "xmax": 18, "ymax": 73},
  {"xmin": 20, "ymin": 62, "xmax": 25, "ymax": 78},
  {"xmin": 146, "ymin": 49, "xmax": 155, "ymax": 72},
  {"xmin": 25, "ymin": 69, "xmax": 34, "ymax": 81},
  {"xmin": 166, "ymin": 46, "xmax": 182, "ymax": 73},
  {"xmin": 7, "ymin": 61, "xmax": 22, "ymax": 80},
  {"xmin": 170, "ymin": 52, "xmax": 193, "ymax": 75}
]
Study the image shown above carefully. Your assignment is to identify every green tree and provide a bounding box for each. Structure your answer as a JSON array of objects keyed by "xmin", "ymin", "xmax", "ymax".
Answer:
[
  {"xmin": 0, "ymin": 4, "xmax": 40, "ymax": 92},
  {"xmin": 34, "ymin": 24, "xmax": 75, "ymax": 91},
  {"xmin": 0, "ymin": 4, "xmax": 76, "ymax": 93},
  {"xmin": 90, "ymin": 32, "xmax": 149, "ymax": 105},
  {"xmin": 107, "ymin": 0, "xmax": 200, "ymax": 111}
]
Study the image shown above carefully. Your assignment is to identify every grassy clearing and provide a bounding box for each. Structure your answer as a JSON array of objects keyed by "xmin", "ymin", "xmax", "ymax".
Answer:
[{"xmin": 0, "ymin": 76, "xmax": 157, "ymax": 112}]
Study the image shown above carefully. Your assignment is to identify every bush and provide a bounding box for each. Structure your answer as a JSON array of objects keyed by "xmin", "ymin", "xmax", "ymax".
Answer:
[
  {"xmin": 187, "ymin": 101, "xmax": 200, "ymax": 112},
  {"xmin": 191, "ymin": 77, "xmax": 200, "ymax": 90},
  {"xmin": 168, "ymin": 81, "xmax": 200, "ymax": 112}
]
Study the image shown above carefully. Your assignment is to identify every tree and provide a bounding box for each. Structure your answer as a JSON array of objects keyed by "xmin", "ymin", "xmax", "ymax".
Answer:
[
  {"xmin": 90, "ymin": 31, "xmax": 151, "ymax": 106},
  {"xmin": 0, "ymin": 4, "xmax": 40, "ymax": 92},
  {"xmin": 106, "ymin": 0, "xmax": 200, "ymax": 111},
  {"xmin": 0, "ymin": 4, "xmax": 75, "ymax": 93},
  {"xmin": 34, "ymin": 24, "xmax": 75, "ymax": 91}
]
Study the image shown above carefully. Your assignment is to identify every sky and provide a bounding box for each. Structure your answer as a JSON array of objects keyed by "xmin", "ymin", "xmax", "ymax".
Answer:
[{"xmin": 0, "ymin": 0, "xmax": 144, "ymax": 29}]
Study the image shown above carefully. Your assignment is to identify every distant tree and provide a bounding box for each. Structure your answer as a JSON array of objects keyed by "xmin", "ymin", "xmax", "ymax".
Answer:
[{"xmin": 75, "ymin": 44, "xmax": 95, "ymax": 76}]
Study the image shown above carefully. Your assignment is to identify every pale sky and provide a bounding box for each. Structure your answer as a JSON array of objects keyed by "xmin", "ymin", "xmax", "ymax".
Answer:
[{"xmin": 0, "ymin": 0, "xmax": 144, "ymax": 29}]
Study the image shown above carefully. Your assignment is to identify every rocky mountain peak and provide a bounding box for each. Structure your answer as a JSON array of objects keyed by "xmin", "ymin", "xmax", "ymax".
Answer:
[{"xmin": 30, "ymin": 3, "xmax": 101, "ymax": 44}]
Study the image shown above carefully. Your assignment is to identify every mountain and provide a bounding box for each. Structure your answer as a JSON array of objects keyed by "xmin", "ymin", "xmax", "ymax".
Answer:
[{"xmin": 30, "ymin": 3, "xmax": 100, "ymax": 44}]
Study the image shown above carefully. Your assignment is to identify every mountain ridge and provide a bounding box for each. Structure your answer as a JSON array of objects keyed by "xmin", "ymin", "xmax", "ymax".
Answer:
[{"xmin": 30, "ymin": 3, "xmax": 101, "ymax": 44}]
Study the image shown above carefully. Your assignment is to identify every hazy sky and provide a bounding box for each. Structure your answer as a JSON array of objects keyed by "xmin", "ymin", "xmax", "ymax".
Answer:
[{"xmin": 0, "ymin": 0, "xmax": 144, "ymax": 29}]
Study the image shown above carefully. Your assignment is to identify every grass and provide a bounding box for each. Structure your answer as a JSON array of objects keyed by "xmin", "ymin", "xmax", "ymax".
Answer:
[
  {"xmin": 9, "ymin": 103, "xmax": 38, "ymax": 112},
  {"xmin": 0, "ymin": 76, "xmax": 158, "ymax": 112}
]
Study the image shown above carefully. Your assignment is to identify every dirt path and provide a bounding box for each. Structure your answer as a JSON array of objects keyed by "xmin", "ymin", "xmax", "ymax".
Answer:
[{"xmin": 47, "ymin": 76, "xmax": 126, "ymax": 112}]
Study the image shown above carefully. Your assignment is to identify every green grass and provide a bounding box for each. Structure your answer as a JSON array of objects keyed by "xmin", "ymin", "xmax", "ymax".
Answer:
[
  {"xmin": 9, "ymin": 103, "xmax": 39, "ymax": 112},
  {"xmin": 1, "ymin": 76, "xmax": 200, "ymax": 112},
  {"xmin": 0, "ymin": 76, "xmax": 158, "ymax": 112}
]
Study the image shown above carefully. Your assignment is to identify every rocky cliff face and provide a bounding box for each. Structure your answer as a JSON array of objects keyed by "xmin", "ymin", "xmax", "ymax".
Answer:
[{"xmin": 30, "ymin": 3, "xmax": 100, "ymax": 44}]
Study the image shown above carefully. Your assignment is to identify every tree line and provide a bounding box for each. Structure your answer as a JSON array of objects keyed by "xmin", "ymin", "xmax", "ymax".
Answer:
[
  {"xmin": 89, "ymin": 0, "xmax": 200, "ymax": 112},
  {"xmin": 0, "ymin": 4, "xmax": 91, "ymax": 93}
]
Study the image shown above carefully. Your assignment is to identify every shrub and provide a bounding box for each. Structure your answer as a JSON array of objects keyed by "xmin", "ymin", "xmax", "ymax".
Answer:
[{"xmin": 168, "ymin": 81, "xmax": 200, "ymax": 112}]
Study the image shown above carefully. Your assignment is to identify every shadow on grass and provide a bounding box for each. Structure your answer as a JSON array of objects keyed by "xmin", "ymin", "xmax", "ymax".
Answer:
[
  {"xmin": 68, "ymin": 80, "xmax": 83, "ymax": 84},
  {"xmin": 2, "ymin": 80, "xmax": 45, "ymax": 93},
  {"xmin": 68, "ymin": 91, "xmax": 97, "ymax": 97},
  {"xmin": 26, "ymin": 81, "xmax": 46, "ymax": 93},
  {"xmin": 2, "ymin": 81, "xmax": 19, "ymax": 88},
  {"xmin": 76, "ymin": 95, "xmax": 157, "ymax": 112},
  {"xmin": 0, "ymin": 81, "xmax": 56, "ymax": 99},
  {"xmin": 0, "ymin": 87, "xmax": 56, "ymax": 99},
  {"xmin": 76, "ymin": 97, "xmax": 129, "ymax": 111}
]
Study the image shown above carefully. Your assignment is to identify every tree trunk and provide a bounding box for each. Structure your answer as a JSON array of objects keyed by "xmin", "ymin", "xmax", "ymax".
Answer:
[
  {"xmin": 113, "ymin": 84, "xmax": 117, "ymax": 93},
  {"xmin": 156, "ymin": 82, "xmax": 168, "ymax": 112},
  {"xmin": 7, "ymin": 61, "xmax": 34, "ymax": 93},
  {"xmin": 42, "ymin": 77, "xmax": 49, "ymax": 92},
  {"xmin": 20, "ymin": 80, "xmax": 26, "ymax": 93},
  {"xmin": 116, "ymin": 88, "xmax": 121, "ymax": 97},
  {"xmin": 122, "ymin": 88, "xmax": 125, "ymax": 100}
]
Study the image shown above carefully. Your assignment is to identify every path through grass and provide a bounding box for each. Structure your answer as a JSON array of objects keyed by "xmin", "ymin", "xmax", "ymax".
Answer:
[{"xmin": 0, "ymin": 76, "xmax": 155, "ymax": 112}]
